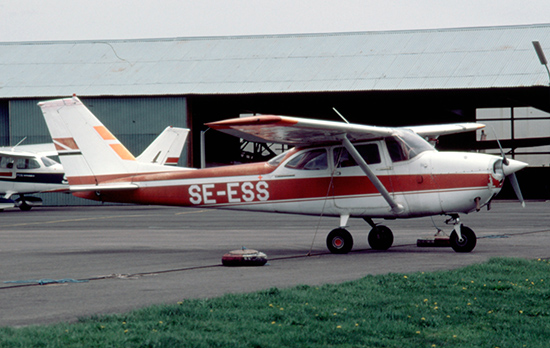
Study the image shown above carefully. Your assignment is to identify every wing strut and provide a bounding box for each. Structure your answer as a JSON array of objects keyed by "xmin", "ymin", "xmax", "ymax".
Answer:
[{"xmin": 340, "ymin": 136, "xmax": 404, "ymax": 214}]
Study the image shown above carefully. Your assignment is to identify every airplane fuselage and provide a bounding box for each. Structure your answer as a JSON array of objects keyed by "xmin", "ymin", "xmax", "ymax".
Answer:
[{"xmin": 72, "ymin": 141, "xmax": 505, "ymax": 219}]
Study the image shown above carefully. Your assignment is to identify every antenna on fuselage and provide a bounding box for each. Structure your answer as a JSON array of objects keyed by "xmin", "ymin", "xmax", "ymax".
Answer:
[
  {"xmin": 12, "ymin": 137, "xmax": 27, "ymax": 149},
  {"xmin": 332, "ymin": 107, "xmax": 350, "ymax": 124}
]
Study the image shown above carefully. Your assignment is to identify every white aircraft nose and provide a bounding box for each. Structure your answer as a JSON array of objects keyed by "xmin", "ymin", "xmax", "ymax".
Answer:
[{"xmin": 502, "ymin": 159, "xmax": 528, "ymax": 176}]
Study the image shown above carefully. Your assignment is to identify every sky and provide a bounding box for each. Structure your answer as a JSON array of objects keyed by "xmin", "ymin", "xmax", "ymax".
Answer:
[{"xmin": 1, "ymin": 0, "xmax": 550, "ymax": 42}]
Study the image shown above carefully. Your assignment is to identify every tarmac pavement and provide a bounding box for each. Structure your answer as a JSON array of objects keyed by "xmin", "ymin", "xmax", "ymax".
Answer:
[{"xmin": 1, "ymin": 201, "xmax": 549, "ymax": 327}]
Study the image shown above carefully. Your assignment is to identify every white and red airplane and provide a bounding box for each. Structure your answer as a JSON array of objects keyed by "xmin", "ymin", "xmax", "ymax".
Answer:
[
  {"xmin": 0, "ymin": 125, "xmax": 189, "ymax": 210},
  {"xmin": 38, "ymin": 96, "xmax": 527, "ymax": 253}
]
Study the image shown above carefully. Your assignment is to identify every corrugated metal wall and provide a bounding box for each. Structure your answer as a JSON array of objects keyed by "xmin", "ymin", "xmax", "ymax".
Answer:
[
  {"xmin": 5, "ymin": 96, "xmax": 188, "ymax": 206},
  {"xmin": 0, "ymin": 101, "xmax": 8, "ymax": 145},
  {"xmin": 9, "ymin": 99, "xmax": 53, "ymax": 145}
]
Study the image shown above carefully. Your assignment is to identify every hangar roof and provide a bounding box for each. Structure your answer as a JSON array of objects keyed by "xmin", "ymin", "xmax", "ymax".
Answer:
[{"xmin": 1, "ymin": 24, "xmax": 550, "ymax": 98}]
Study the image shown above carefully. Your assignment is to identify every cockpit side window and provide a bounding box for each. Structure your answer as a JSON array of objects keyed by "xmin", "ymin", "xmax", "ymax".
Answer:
[
  {"xmin": 333, "ymin": 143, "xmax": 381, "ymax": 168},
  {"xmin": 386, "ymin": 137, "xmax": 409, "ymax": 162},
  {"xmin": 16, "ymin": 158, "xmax": 40, "ymax": 169},
  {"xmin": 285, "ymin": 149, "xmax": 328, "ymax": 170}
]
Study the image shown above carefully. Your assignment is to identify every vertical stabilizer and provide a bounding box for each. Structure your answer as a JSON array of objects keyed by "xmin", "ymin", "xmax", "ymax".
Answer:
[
  {"xmin": 136, "ymin": 126, "xmax": 189, "ymax": 166},
  {"xmin": 38, "ymin": 96, "xmax": 179, "ymax": 186}
]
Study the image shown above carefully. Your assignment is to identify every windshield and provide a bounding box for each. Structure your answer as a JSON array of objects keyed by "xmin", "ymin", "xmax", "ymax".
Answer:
[
  {"xmin": 41, "ymin": 156, "xmax": 60, "ymax": 167},
  {"xmin": 386, "ymin": 130, "xmax": 435, "ymax": 162}
]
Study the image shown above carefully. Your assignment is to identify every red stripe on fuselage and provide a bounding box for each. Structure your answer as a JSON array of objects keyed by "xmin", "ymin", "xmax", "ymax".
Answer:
[{"xmin": 72, "ymin": 172, "xmax": 493, "ymax": 207}]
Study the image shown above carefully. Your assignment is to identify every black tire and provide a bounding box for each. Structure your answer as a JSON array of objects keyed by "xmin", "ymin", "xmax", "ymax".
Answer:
[
  {"xmin": 368, "ymin": 225, "xmax": 394, "ymax": 250},
  {"xmin": 19, "ymin": 202, "xmax": 32, "ymax": 211},
  {"xmin": 450, "ymin": 225, "xmax": 476, "ymax": 253},
  {"xmin": 326, "ymin": 228, "xmax": 354, "ymax": 254}
]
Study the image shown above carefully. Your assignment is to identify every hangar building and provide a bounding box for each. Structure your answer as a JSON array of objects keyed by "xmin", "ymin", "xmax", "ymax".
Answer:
[{"xmin": 1, "ymin": 24, "xmax": 550, "ymax": 205}]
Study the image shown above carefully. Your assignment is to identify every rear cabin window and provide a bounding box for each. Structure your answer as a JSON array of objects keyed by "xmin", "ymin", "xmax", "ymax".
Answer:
[
  {"xmin": 285, "ymin": 149, "xmax": 328, "ymax": 170},
  {"xmin": 333, "ymin": 144, "xmax": 381, "ymax": 168},
  {"xmin": 0, "ymin": 156, "xmax": 41, "ymax": 169},
  {"xmin": 267, "ymin": 152, "xmax": 288, "ymax": 167},
  {"xmin": 0, "ymin": 156, "xmax": 13, "ymax": 168}
]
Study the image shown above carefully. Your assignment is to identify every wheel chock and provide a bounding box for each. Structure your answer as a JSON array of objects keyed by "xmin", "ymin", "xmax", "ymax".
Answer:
[{"xmin": 222, "ymin": 248, "xmax": 268, "ymax": 266}]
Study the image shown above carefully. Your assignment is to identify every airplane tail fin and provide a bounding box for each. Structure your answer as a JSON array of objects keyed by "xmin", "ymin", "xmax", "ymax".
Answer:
[
  {"xmin": 136, "ymin": 126, "xmax": 189, "ymax": 166},
  {"xmin": 38, "ymin": 96, "xmax": 179, "ymax": 186}
]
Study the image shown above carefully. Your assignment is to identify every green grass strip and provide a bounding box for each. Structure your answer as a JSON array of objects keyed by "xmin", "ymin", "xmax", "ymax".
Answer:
[{"xmin": 2, "ymin": 257, "xmax": 550, "ymax": 347}]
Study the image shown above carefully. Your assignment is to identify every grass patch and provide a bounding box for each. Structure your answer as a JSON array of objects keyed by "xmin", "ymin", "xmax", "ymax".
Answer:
[{"xmin": 2, "ymin": 257, "xmax": 550, "ymax": 347}]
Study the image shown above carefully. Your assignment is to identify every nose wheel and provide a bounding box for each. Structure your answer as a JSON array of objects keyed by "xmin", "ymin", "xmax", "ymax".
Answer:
[
  {"xmin": 450, "ymin": 225, "xmax": 477, "ymax": 252},
  {"xmin": 446, "ymin": 214, "xmax": 477, "ymax": 253}
]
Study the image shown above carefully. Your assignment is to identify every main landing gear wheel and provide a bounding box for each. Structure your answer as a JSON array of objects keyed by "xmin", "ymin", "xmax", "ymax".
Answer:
[
  {"xmin": 368, "ymin": 225, "xmax": 394, "ymax": 250},
  {"xmin": 326, "ymin": 228, "xmax": 354, "ymax": 254},
  {"xmin": 450, "ymin": 226, "xmax": 477, "ymax": 253},
  {"xmin": 19, "ymin": 202, "xmax": 32, "ymax": 211},
  {"xmin": 15, "ymin": 195, "xmax": 42, "ymax": 211}
]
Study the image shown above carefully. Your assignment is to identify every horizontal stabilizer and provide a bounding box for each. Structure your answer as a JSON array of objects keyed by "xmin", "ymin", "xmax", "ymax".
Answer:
[{"xmin": 70, "ymin": 182, "xmax": 138, "ymax": 192}]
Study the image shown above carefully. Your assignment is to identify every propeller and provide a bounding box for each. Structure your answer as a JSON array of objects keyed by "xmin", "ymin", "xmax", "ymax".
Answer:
[
  {"xmin": 507, "ymin": 170, "xmax": 525, "ymax": 207},
  {"xmin": 493, "ymin": 132, "xmax": 527, "ymax": 207}
]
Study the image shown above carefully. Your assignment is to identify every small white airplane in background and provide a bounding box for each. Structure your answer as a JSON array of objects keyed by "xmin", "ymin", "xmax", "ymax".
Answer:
[
  {"xmin": 39, "ymin": 96, "xmax": 527, "ymax": 253},
  {"xmin": 0, "ymin": 143, "xmax": 64, "ymax": 210},
  {"xmin": 0, "ymin": 125, "xmax": 189, "ymax": 211}
]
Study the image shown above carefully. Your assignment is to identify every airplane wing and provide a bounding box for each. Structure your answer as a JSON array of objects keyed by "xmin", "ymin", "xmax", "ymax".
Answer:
[
  {"xmin": 0, "ymin": 144, "xmax": 58, "ymax": 157},
  {"xmin": 206, "ymin": 115, "xmax": 394, "ymax": 146},
  {"xmin": 0, "ymin": 149, "xmax": 39, "ymax": 159},
  {"xmin": 404, "ymin": 123, "xmax": 485, "ymax": 138},
  {"xmin": 206, "ymin": 115, "xmax": 484, "ymax": 145},
  {"xmin": 136, "ymin": 126, "xmax": 189, "ymax": 166}
]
